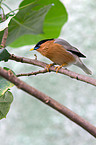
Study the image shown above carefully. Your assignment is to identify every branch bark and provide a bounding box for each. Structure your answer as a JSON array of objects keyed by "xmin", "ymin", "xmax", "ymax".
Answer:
[
  {"xmin": 1, "ymin": 27, "xmax": 8, "ymax": 48},
  {"xmin": 9, "ymin": 54, "xmax": 96, "ymax": 87},
  {"xmin": 0, "ymin": 67, "xmax": 96, "ymax": 137},
  {"xmin": 0, "ymin": 10, "xmax": 8, "ymax": 48},
  {"xmin": 16, "ymin": 69, "xmax": 47, "ymax": 77}
]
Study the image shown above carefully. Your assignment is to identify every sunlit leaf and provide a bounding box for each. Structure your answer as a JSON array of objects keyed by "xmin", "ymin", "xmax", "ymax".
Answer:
[
  {"xmin": 6, "ymin": 1, "xmax": 52, "ymax": 45},
  {"xmin": 1, "ymin": 0, "xmax": 68, "ymax": 47}
]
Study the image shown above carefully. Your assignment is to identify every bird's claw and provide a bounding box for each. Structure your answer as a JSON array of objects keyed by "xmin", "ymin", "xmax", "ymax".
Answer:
[
  {"xmin": 46, "ymin": 63, "xmax": 55, "ymax": 72},
  {"xmin": 55, "ymin": 63, "xmax": 67, "ymax": 73},
  {"xmin": 46, "ymin": 64, "xmax": 50, "ymax": 72},
  {"xmin": 55, "ymin": 66, "xmax": 62, "ymax": 73}
]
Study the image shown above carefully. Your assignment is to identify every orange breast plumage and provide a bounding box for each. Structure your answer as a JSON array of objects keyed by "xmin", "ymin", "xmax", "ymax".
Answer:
[{"xmin": 37, "ymin": 40, "xmax": 76, "ymax": 65}]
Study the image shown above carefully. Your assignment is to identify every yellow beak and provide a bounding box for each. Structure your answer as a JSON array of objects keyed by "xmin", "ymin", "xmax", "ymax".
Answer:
[{"xmin": 30, "ymin": 48, "xmax": 34, "ymax": 51}]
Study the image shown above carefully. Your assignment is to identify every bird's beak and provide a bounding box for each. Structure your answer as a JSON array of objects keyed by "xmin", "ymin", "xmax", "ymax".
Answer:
[{"xmin": 30, "ymin": 48, "xmax": 34, "ymax": 51}]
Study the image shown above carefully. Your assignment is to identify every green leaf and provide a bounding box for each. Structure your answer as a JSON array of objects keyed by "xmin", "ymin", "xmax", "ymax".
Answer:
[
  {"xmin": 6, "ymin": 1, "xmax": 52, "ymax": 46},
  {"xmin": 0, "ymin": 90, "xmax": 13, "ymax": 119},
  {"xmin": 0, "ymin": 30, "xmax": 3, "ymax": 44},
  {"xmin": 5, "ymin": 0, "xmax": 68, "ymax": 47},
  {"xmin": 0, "ymin": 74, "xmax": 14, "ymax": 96},
  {"xmin": 0, "ymin": 48, "xmax": 11, "ymax": 61}
]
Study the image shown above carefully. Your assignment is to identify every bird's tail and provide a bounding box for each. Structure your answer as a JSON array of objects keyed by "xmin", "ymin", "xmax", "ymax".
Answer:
[{"xmin": 74, "ymin": 59, "xmax": 92, "ymax": 75}]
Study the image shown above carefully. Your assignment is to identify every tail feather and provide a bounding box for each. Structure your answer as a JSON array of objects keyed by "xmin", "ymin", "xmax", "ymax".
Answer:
[
  {"xmin": 79, "ymin": 63, "xmax": 92, "ymax": 75},
  {"xmin": 74, "ymin": 60, "xmax": 92, "ymax": 75}
]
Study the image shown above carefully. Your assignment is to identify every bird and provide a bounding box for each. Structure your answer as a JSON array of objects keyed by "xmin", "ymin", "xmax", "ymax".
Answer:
[{"xmin": 30, "ymin": 38, "xmax": 92, "ymax": 75}]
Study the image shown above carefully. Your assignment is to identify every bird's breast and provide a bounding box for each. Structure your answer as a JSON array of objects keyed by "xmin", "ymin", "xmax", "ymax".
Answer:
[{"xmin": 37, "ymin": 40, "xmax": 76, "ymax": 65}]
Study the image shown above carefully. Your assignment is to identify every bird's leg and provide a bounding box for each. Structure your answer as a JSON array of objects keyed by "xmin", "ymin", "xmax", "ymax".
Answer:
[
  {"xmin": 46, "ymin": 63, "xmax": 56, "ymax": 72},
  {"xmin": 55, "ymin": 63, "xmax": 68, "ymax": 73}
]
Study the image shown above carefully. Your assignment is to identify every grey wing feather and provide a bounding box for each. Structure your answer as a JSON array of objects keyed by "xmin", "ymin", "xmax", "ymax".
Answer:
[{"xmin": 54, "ymin": 39, "xmax": 86, "ymax": 58}]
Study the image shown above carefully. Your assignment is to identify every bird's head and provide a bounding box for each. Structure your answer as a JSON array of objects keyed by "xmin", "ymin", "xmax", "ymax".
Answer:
[{"xmin": 30, "ymin": 39, "xmax": 54, "ymax": 51}]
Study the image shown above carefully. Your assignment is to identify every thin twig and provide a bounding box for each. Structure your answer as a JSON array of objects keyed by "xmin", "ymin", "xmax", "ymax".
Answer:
[
  {"xmin": 1, "ymin": 27, "xmax": 8, "ymax": 48},
  {"xmin": 16, "ymin": 69, "xmax": 47, "ymax": 77},
  {"xmin": 0, "ymin": 8, "xmax": 8, "ymax": 48},
  {"xmin": 0, "ymin": 67, "xmax": 96, "ymax": 138},
  {"xmin": 9, "ymin": 54, "xmax": 96, "ymax": 87}
]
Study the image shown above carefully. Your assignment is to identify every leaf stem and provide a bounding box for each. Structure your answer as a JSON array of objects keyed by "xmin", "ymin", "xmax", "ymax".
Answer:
[
  {"xmin": 2, "ymin": 1, "xmax": 37, "ymax": 16},
  {"xmin": 2, "ymin": 3, "xmax": 15, "ymax": 15}
]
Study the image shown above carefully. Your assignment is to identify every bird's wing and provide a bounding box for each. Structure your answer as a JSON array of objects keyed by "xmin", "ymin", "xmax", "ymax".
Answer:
[{"xmin": 54, "ymin": 39, "xmax": 86, "ymax": 58}]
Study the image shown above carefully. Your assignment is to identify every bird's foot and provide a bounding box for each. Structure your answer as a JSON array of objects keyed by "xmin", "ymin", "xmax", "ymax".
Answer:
[
  {"xmin": 46, "ymin": 63, "xmax": 55, "ymax": 72},
  {"xmin": 55, "ymin": 63, "xmax": 67, "ymax": 73},
  {"xmin": 55, "ymin": 65, "xmax": 62, "ymax": 73}
]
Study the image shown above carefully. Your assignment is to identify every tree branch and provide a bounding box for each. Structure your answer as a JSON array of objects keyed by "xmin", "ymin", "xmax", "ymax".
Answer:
[
  {"xmin": 9, "ymin": 54, "xmax": 96, "ymax": 87},
  {"xmin": 16, "ymin": 69, "xmax": 47, "ymax": 77},
  {"xmin": 0, "ymin": 9, "xmax": 8, "ymax": 48},
  {"xmin": 0, "ymin": 67, "xmax": 96, "ymax": 137},
  {"xmin": 1, "ymin": 27, "xmax": 8, "ymax": 48}
]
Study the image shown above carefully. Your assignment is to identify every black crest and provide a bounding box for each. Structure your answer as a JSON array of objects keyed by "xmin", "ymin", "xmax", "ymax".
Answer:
[{"xmin": 35, "ymin": 38, "xmax": 54, "ymax": 48}]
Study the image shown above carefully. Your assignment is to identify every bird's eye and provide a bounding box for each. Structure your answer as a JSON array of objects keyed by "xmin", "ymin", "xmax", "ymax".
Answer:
[{"xmin": 34, "ymin": 46, "xmax": 39, "ymax": 50}]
